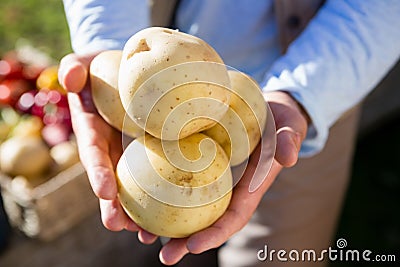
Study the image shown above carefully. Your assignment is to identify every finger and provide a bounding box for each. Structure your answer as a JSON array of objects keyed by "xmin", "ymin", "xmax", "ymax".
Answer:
[
  {"xmin": 81, "ymin": 144, "xmax": 118, "ymax": 200},
  {"xmin": 68, "ymin": 92, "xmax": 119, "ymax": 200},
  {"xmin": 276, "ymin": 126, "xmax": 301, "ymax": 167},
  {"xmin": 159, "ymin": 238, "xmax": 189, "ymax": 266},
  {"xmin": 125, "ymin": 220, "xmax": 141, "ymax": 232},
  {"xmin": 186, "ymin": 211, "xmax": 235, "ymax": 254},
  {"xmin": 186, "ymin": 162, "xmax": 282, "ymax": 254},
  {"xmin": 100, "ymin": 198, "xmax": 136, "ymax": 231},
  {"xmin": 58, "ymin": 53, "xmax": 97, "ymax": 93},
  {"xmin": 159, "ymin": 163, "xmax": 282, "ymax": 263},
  {"xmin": 265, "ymin": 91, "xmax": 308, "ymax": 167},
  {"xmin": 137, "ymin": 230, "xmax": 158, "ymax": 245}
]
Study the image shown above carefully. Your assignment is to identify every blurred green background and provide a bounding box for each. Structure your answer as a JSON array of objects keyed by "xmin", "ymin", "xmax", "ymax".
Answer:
[
  {"xmin": 0, "ymin": 0, "xmax": 71, "ymax": 60},
  {"xmin": 0, "ymin": 1, "xmax": 399, "ymax": 266}
]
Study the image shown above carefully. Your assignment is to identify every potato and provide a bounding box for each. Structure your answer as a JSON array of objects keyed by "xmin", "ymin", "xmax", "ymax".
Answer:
[
  {"xmin": 50, "ymin": 140, "xmax": 80, "ymax": 171},
  {"xmin": 116, "ymin": 133, "xmax": 232, "ymax": 238},
  {"xmin": 204, "ymin": 70, "xmax": 267, "ymax": 166},
  {"xmin": 11, "ymin": 115, "xmax": 43, "ymax": 139},
  {"xmin": 0, "ymin": 136, "xmax": 51, "ymax": 178},
  {"xmin": 118, "ymin": 27, "xmax": 231, "ymax": 140},
  {"xmin": 90, "ymin": 50, "xmax": 143, "ymax": 138}
]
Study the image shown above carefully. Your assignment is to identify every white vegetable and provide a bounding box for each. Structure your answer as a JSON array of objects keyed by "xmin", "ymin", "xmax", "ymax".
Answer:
[
  {"xmin": 204, "ymin": 70, "xmax": 267, "ymax": 166},
  {"xmin": 0, "ymin": 136, "xmax": 51, "ymax": 178},
  {"xmin": 50, "ymin": 140, "xmax": 80, "ymax": 170},
  {"xmin": 118, "ymin": 27, "xmax": 231, "ymax": 140},
  {"xmin": 116, "ymin": 133, "xmax": 232, "ymax": 238},
  {"xmin": 90, "ymin": 50, "xmax": 143, "ymax": 138}
]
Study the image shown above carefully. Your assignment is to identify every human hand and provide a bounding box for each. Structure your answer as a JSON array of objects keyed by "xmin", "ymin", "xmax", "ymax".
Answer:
[
  {"xmin": 157, "ymin": 90, "xmax": 309, "ymax": 265},
  {"xmin": 58, "ymin": 53, "xmax": 158, "ymax": 243},
  {"xmin": 59, "ymin": 53, "xmax": 308, "ymax": 264}
]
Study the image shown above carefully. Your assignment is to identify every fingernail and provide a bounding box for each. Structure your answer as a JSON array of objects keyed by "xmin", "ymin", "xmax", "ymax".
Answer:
[
  {"xmin": 125, "ymin": 220, "xmax": 140, "ymax": 232},
  {"xmin": 187, "ymin": 238, "xmax": 206, "ymax": 254},
  {"xmin": 138, "ymin": 230, "xmax": 158, "ymax": 244},
  {"xmin": 186, "ymin": 239, "xmax": 196, "ymax": 253},
  {"xmin": 288, "ymin": 132, "xmax": 301, "ymax": 166},
  {"xmin": 292, "ymin": 132, "xmax": 302, "ymax": 152}
]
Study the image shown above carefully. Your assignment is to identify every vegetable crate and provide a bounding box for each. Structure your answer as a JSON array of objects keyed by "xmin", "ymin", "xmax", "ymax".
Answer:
[{"xmin": 0, "ymin": 162, "xmax": 98, "ymax": 241}]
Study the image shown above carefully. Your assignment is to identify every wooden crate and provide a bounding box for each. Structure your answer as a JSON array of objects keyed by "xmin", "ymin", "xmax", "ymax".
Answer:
[{"xmin": 0, "ymin": 162, "xmax": 98, "ymax": 241}]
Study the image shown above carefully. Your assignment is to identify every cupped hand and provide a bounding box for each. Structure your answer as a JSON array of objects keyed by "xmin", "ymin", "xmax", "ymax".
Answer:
[
  {"xmin": 58, "ymin": 53, "xmax": 157, "ymax": 243},
  {"xmin": 59, "ymin": 53, "xmax": 308, "ymax": 264},
  {"xmin": 158, "ymin": 90, "xmax": 309, "ymax": 265}
]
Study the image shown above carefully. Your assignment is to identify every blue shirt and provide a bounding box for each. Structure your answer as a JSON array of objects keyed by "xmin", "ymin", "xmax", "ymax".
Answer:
[{"xmin": 63, "ymin": 0, "xmax": 400, "ymax": 156}]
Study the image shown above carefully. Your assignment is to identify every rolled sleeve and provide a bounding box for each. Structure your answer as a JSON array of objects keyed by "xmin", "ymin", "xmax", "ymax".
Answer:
[
  {"xmin": 62, "ymin": 0, "xmax": 150, "ymax": 54},
  {"xmin": 261, "ymin": 0, "xmax": 400, "ymax": 156}
]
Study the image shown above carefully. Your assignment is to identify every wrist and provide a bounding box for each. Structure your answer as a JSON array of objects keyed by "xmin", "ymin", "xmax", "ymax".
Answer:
[{"xmin": 264, "ymin": 91, "xmax": 310, "ymax": 126}]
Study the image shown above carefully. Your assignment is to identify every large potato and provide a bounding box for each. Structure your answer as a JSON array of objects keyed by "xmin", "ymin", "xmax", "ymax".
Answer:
[
  {"xmin": 118, "ymin": 27, "xmax": 231, "ymax": 140},
  {"xmin": 90, "ymin": 50, "xmax": 143, "ymax": 138},
  {"xmin": 116, "ymin": 133, "xmax": 232, "ymax": 238},
  {"xmin": 204, "ymin": 70, "xmax": 267, "ymax": 166}
]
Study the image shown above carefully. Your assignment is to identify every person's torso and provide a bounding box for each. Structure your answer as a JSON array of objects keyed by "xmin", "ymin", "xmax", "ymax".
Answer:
[{"xmin": 175, "ymin": 0, "xmax": 280, "ymax": 82}]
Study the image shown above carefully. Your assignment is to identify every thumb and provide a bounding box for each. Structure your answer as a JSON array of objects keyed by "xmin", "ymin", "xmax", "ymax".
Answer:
[
  {"xmin": 276, "ymin": 126, "xmax": 302, "ymax": 167},
  {"xmin": 265, "ymin": 91, "xmax": 309, "ymax": 168},
  {"xmin": 58, "ymin": 53, "xmax": 97, "ymax": 93}
]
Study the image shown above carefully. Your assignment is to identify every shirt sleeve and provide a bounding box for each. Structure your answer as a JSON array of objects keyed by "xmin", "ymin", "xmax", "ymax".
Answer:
[
  {"xmin": 62, "ymin": 0, "xmax": 150, "ymax": 54},
  {"xmin": 260, "ymin": 0, "xmax": 400, "ymax": 157}
]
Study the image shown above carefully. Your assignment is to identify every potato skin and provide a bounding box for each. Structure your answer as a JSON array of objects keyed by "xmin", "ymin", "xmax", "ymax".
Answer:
[
  {"xmin": 204, "ymin": 70, "xmax": 267, "ymax": 166},
  {"xmin": 118, "ymin": 27, "xmax": 231, "ymax": 140},
  {"xmin": 90, "ymin": 50, "xmax": 143, "ymax": 138},
  {"xmin": 116, "ymin": 133, "xmax": 232, "ymax": 238},
  {"xmin": 0, "ymin": 136, "xmax": 51, "ymax": 178}
]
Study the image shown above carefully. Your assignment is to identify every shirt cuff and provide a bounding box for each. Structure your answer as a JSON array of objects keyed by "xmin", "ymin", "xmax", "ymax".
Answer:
[{"xmin": 261, "ymin": 72, "xmax": 329, "ymax": 157}]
